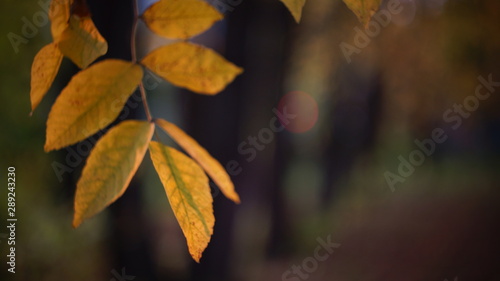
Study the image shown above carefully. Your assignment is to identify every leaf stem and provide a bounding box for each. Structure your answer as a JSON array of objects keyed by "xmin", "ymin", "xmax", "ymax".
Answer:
[
  {"xmin": 139, "ymin": 82, "xmax": 153, "ymax": 122},
  {"xmin": 131, "ymin": 0, "xmax": 153, "ymax": 122},
  {"xmin": 131, "ymin": 0, "xmax": 139, "ymax": 63}
]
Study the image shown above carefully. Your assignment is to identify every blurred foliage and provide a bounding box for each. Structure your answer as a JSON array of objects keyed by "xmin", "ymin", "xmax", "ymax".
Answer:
[{"xmin": 2, "ymin": 0, "xmax": 500, "ymax": 280}]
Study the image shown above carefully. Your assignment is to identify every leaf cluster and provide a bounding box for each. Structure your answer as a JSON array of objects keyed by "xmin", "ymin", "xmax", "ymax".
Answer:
[
  {"xmin": 29, "ymin": 0, "xmax": 381, "ymax": 262},
  {"xmin": 30, "ymin": 0, "xmax": 241, "ymax": 262}
]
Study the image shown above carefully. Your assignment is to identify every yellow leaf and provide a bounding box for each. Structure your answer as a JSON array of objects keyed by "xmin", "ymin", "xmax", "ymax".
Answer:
[
  {"xmin": 142, "ymin": 0, "xmax": 223, "ymax": 39},
  {"xmin": 58, "ymin": 15, "xmax": 108, "ymax": 69},
  {"xmin": 280, "ymin": 0, "xmax": 307, "ymax": 23},
  {"xmin": 141, "ymin": 42, "xmax": 243, "ymax": 95},
  {"xmin": 45, "ymin": 59, "xmax": 143, "ymax": 151},
  {"xmin": 155, "ymin": 119, "xmax": 240, "ymax": 203},
  {"xmin": 149, "ymin": 141, "xmax": 214, "ymax": 262},
  {"xmin": 30, "ymin": 43, "xmax": 63, "ymax": 113},
  {"xmin": 73, "ymin": 120, "xmax": 154, "ymax": 227},
  {"xmin": 50, "ymin": 0, "xmax": 73, "ymax": 42},
  {"xmin": 342, "ymin": 0, "xmax": 381, "ymax": 26}
]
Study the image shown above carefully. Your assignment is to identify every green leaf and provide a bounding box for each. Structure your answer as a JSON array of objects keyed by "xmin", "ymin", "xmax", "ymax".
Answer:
[
  {"xmin": 45, "ymin": 59, "xmax": 143, "ymax": 151},
  {"xmin": 73, "ymin": 120, "xmax": 154, "ymax": 227},
  {"xmin": 149, "ymin": 141, "xmax": 214, "ymax": 262}
]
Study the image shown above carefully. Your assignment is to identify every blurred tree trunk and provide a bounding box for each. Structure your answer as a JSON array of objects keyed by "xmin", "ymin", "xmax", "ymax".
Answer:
[
  {"xmin": 87, "ymin": 1, "xmax": 158, "ymax": 280},
  {"xmin": 322, "ymin": 65, "xmax": 382, "ymax": 206},
  {"xmin": 187, "ymin": 0, "xmax": 292, "ymax": 280}
]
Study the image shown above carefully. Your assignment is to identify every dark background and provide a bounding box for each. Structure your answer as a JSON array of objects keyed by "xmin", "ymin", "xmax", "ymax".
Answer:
[{"xmin": 1, "ymin": 0, "xmax": 499, "ymax": 280}]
